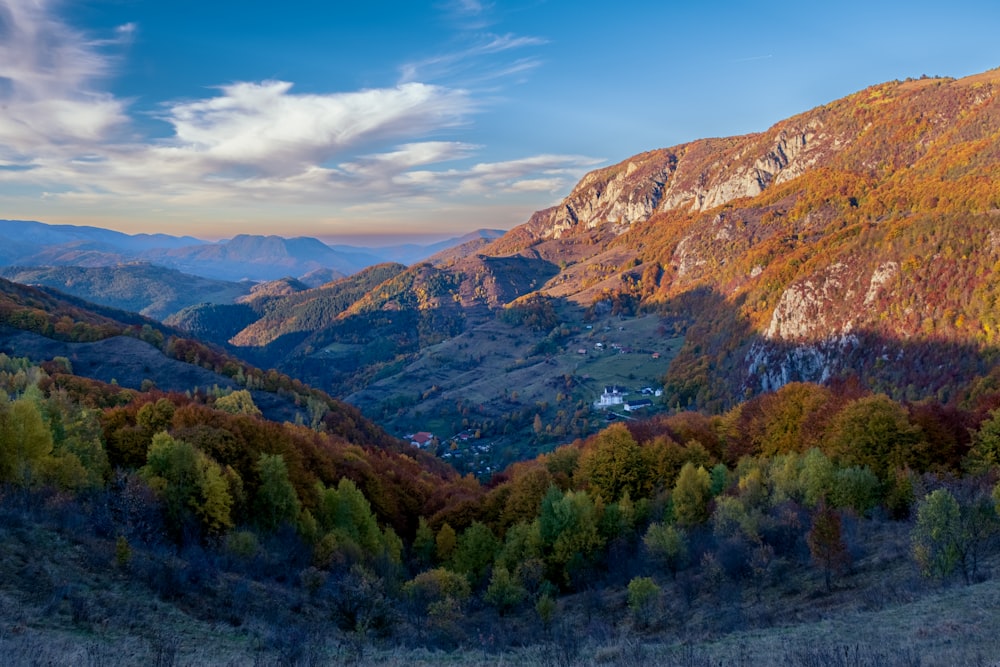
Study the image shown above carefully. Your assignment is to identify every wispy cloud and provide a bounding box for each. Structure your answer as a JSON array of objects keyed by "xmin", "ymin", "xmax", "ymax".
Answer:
[
  {"xmin": 731, "ymin": 54, "xmax": 774, "ymax": 64},
  {"xmin": 400, "ymin": 32, "xmax": 547, "ymax": 84},
  {"xmin": 156, "ymin": 80, "xmax": 474, "ymax": 177},
  {"xmin": 392, "ymin": 154, "xmax": 604, "ymax": 198},
  {"xmin": 439, "ymin": 0, "xmax": 495, "ymax": 30},
  {"xmin": 0, "ymin": 0, "xmax": 129, "ymax": 159},
  {"xmin": 0, "ymin": 0, "xmax": 597, "ymax": 228}
]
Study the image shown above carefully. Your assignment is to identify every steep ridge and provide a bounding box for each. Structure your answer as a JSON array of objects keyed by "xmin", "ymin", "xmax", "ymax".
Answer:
[
  {"xmin": 474, "ymin": 70, "xmax": 1000, "ymax": 408},
  {"xmin": 163, "ymin": 69, "xmax": 1000, "ymax": 455}
]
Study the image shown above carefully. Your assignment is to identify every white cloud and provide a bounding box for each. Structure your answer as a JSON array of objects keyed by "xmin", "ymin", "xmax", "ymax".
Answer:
[
  {"xmin": 156, "ymin": 81, "xmax": 475, "ymax": 177},
  {"xmin": 392, "ymin": 154, "xmax": 603, "ymax": 198},
  {"xmin": 400, "ymin": 32, "xmax": 547, "ymax": 84},
  {"xmin": 0, "ymin": 0, "xmax": 603, "ymax": 230},
  {"xmin": 0, "ymin": 0, "xmax": 129, "ymax": 158}
]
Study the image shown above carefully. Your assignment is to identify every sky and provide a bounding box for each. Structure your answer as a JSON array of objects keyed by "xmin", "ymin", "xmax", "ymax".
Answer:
[{"xmin": 0, "ymin": 0, "xmax": 998, "ymax": 244}]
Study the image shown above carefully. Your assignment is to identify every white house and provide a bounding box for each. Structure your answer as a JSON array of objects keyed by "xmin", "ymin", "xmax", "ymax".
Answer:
[{"xmin": 594, "ymin": 385, "xmax": 627, "ymax": 409}]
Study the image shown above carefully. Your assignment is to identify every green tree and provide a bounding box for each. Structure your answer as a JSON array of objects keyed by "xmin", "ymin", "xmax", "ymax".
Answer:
[
  {"xmin": 912, "ymin": 488, "xmax": 962, "ymax": 581},
  {"xmin": 0, "ymin": 395, "xmax": 54, "ymax": 486},
  {"xmin": 403, "ymin": 567, "xmax": 471, "ymax": 626},
  {"xmin": 436, "ymin": 523, "xmax": 457, "ymax": 563},
  {"xmin": 413, "ymin": 517, "xmax": 436, "ymax": 566},
  {"xmin": 829, "ymin": 466, "xmax": 882, "ymax": 516},
  {"xmin": 580, "ymin": 423, "xmax": 648, "ymax": 501},
  {"xmin": 141, "ymin": 431, "xmax": 233, "ymax": 537},
  {"xmin": 539, "ymin": 486, "xmax": 605, "ymax": 586},
  {"xmin": 194, "ymin": 454, "xmax": 234, "ymax": 534},
  {"xmin": 799, "ymin": 448, "xmax": 834, "ymax": 507},
  {"xmin": 626, "ymin": 576, "xmax": 661, "ymax": 629},
  {"xmin": 643, "ymin": 522, "xmax": 687, "ymax": 578},
  {"xmin": 965, "ymin": 408, "xmax": 1000, "ymax": 473},
  {"xmin": 913, "ymin": 486, "xmax": 1000, "ymax": 585},
  {"xmin": 827, "ymin": 394, "xmax": 922, "ymax": 478},
  {"xmin": 136, "ymin": 399, "xmax": 175, "ymax": 436},
  {"xmin": 672, "ymin": 462, "xmax": 712, "ymax": 527},
  {"xmin": 496, "ymin": 520, "xmax": 543, "ymax": 572},
  {"xmin": 535, "ymin": 594, "xmax": 556, "ymax": 630},
  {"xmin": 485, "ymin": 565, "xmax": 527, "ymax": 615},
  {"xmin": 710, "ymin": 463, "xmax": 730, "ymax": 496},
  {"xmin": 315, "ymin": 477, "xmax": 385, "ymax": 557},
  {"xmin": 450, "ymin": 521, "xmax": 499, "ymax": 586},
  {"xmin": 141, "ymin": 432, "xmax": 200, "ymax": 536},
  {"xmin": 42, "ymin": 392, "xmax": 109, "ymax": 489},
  {"xmin": 254, "ymin": 453, "xmax": 301, "ymax": 532}
]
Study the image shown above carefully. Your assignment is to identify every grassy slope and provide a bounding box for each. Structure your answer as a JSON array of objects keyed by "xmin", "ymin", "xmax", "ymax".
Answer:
[{"xmin": 3, "ymin": 492, "xmax": 998, "ymax": 666}]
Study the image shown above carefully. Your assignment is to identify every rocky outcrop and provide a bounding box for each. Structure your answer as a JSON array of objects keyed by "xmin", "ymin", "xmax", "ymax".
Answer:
[
  {"xmin": 765, "ymin": 262, "xmax": 853, "ymax": 341},
  {"xmin": 526, "ymin": 151, "xmax": 677, "ymax": 240},
  {"xmin": 523, "ymin": 118, "xmax": 838, "ymax": 243}
]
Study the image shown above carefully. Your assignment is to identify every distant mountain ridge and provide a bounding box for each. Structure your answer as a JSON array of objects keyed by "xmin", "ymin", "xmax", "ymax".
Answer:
[{"xmin": 0, "ymin": 219, "xmax": 507, "ymax": 283}]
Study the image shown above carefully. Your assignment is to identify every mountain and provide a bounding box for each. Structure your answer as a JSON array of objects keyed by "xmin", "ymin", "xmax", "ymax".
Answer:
[
  {"xmin": 329, "ymin": 228, "xmax": 507, "ymax": 266},
  {"xmin": 138, "ymin": 234, "xmax": 365, "ymax": 282},
  {"xmin": 495, "ymin": 70, "xmax": 1000, "ymax": 409},
  {"xmin": 0, "ymin": 275, "xmax": 406, "ymax": 445},
  {"xmin": 0, "ymin": 264, "xmax": 252, "ymax": 320},
  {"xmin": 0, "ymin": 220, "xmax": 507, "ymax": 287},
  {"xmin": 0, "ymin": 219, "xmax": 204, "ymax": 257},
  {"xmin": 198, "ymin": 69, "xmax": 1000, "ymax": 471}
]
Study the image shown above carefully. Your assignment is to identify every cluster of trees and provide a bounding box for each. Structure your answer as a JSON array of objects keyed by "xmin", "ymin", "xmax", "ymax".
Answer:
[
  {"xmin": 4, "ymin": 341, "xmax": 1000, "ymax": 650},
  {"xmin": 391, "ymin": 380, "xmax": 1000, "ymax": 628}
]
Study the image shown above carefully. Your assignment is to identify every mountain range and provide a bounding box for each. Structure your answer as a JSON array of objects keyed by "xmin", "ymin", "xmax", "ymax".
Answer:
[
  {"xmin": 3, "ymin": 69, "xmax": 1000, "ymax": 471},
  {"xmin": 0, "ymin": 219, "xmax": 505, "ymax": 284},
  {"xmin": 147, "ymin": 69, "xmax": 997, "ymax": 471}
]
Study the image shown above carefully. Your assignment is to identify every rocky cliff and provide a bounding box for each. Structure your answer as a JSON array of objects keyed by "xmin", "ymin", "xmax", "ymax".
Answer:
[{"xmin": 483, "ymin": 69, "xmax": 1000, "ymax": 407}]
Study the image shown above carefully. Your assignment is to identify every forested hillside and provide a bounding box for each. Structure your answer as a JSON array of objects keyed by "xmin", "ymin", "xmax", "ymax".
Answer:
[
  {"xmin": 153, "ymin": 70, "xmax": 1000, "ymax": 469},
  {"xmin": 0, "ymin": 264, "xmax": 251, "ymax": 320},
  {"xmin": 1, "ymin": 259, "xmax": 1000, "ymax": 664}
]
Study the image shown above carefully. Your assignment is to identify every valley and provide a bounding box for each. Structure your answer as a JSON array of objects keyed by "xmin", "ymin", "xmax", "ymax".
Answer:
[
  {"xmin": 1, "ymin": 67, "xmax": 1000, "ymax": 666},
  {"xmin": 349, "ymin": 311, "xmax": 681, "ymax": 476}
]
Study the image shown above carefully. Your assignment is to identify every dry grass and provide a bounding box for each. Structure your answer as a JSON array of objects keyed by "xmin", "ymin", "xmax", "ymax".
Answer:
[{"xmin": 3, "ymin": 492, "xmax": 1000, "ymax": 667}]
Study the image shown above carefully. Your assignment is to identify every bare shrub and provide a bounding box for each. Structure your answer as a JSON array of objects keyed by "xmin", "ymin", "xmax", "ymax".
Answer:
[{"xmin": 785, "ymin": 643, "xmax": 921, "ymax": 667}]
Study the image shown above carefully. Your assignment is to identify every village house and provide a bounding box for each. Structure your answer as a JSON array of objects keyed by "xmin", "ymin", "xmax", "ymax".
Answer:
[
  {"xmin": 408, "ymin": 431, "xmax": 435, "ymax": 448},
  {"xmin": 624, "ymin": 398, "xmax": 653, "ymax": 412}
]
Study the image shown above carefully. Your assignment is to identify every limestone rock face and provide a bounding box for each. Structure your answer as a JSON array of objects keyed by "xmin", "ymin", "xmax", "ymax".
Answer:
[
  {"xmin": 765, "ymin": 262, "xmax": 853, "ymax": 341},
  {"xmin": 530, "ymin": 152, "xmax": 676, "ymax": 240},
  {"xmin": 524, "ymin": 117, "xmax": 840, "ymax": 244}
]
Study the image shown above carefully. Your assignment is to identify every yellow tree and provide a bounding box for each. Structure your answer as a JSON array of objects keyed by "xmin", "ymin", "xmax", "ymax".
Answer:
[
  {"xmin": 580, "ymin": 423, "xmax": 649, "ymax": 502},
  {"xmin": 672, "ymin": 462, "xmax": 711, "ymax": 527},
  {"xmin": 0, "ymin": 396, "xmax": 54, "ymax": 486}
]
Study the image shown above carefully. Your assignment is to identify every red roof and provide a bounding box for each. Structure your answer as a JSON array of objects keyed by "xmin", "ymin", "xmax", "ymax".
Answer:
[{"xmin": 411, "ymin": 431, "xmax": 434, "ymax": 445}]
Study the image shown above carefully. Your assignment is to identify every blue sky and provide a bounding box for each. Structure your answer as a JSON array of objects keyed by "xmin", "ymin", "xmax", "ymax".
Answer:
[{"xmin": 0, "ymin": 0, "xmax": 997, "ymax": 243}]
